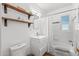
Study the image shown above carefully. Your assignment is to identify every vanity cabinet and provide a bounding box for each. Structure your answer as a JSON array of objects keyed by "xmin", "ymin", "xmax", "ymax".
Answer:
[{"xmin": 30, "ymin": 36, "xmax": 48, "ymax": 56}]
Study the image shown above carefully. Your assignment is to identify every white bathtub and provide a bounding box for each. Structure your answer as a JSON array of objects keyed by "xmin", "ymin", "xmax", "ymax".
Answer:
[{"xmin": 49, "ymin": 42, "xmax": 77, "ymax": 56}]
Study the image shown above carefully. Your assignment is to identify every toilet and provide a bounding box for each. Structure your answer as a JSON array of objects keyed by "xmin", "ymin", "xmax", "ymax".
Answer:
[{"xmin": 10, "ymin": 43, "xmax": 27, "ymax": 56}]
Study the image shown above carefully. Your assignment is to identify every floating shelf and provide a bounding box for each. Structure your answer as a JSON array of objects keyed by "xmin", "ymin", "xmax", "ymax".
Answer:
[
  {"xmin": 2, "ymin": 16, "xmax": 33, "ymax": 24},
  {"xmin": 2, "ymin": 3, "xmax": 33, "ymax": 16}
]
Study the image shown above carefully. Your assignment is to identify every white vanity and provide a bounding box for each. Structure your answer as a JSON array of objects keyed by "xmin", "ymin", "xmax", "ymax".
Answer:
[{"xmin": 30, "ymin": 35, "xmax": 48, "ymax": 56}]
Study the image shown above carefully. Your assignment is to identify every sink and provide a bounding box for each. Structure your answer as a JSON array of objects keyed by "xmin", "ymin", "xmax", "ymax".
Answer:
[{"xmin": 31, "ymin": 35, "xmax": 46, "ymax": 39}]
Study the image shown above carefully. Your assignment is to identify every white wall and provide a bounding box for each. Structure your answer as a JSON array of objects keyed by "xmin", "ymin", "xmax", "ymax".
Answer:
[
  {"xmin": 34, "ymin": 18, "xmax": 48, "ymax": 36},
  {"xmin": 0, "ymin": 3, "xmax": 33, "ymax": 56}
]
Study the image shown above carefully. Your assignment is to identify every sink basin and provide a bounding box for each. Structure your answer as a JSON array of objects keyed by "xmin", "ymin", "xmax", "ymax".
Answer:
[{"xmin": 31, "ymin": 35, "xmax": 46, "ymax": 39}]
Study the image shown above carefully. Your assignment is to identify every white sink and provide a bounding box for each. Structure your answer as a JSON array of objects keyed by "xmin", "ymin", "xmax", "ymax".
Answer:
[{"xmin": 31, "ymin": 35, "xmax": 46, "ymax": 39}]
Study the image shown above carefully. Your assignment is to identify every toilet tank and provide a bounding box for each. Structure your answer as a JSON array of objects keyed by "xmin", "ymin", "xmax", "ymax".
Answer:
[{"xmin": 10, "ymin": 43, "xmax": 27, "ymax": 56}]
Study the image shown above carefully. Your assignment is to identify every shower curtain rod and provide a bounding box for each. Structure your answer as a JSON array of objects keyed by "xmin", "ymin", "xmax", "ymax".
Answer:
[
  {"xmin": 53, "ymin": 9, "xmax": 76, "ymax": 15},
  {"xmin": 48, "ymin": 8, "xmax": 79, "ymax": 16}
]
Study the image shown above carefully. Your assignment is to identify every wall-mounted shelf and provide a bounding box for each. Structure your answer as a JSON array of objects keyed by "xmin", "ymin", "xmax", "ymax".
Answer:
[
  {"xmin": 2, "ymin": 16, "xmax": 33, "ymax": 26},
  {"xmin": 2, "ymin": 16, "xmax": 33, "ymax": 24},
  {"xmin": 2, "ymin": 3, "xmax": 33, "ymax": 16}
]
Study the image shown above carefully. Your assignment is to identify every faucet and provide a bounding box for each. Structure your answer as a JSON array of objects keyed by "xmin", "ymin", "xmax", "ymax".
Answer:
[
  {"xmin": 69, "ymin": 40, "xmax": 73, "ymax": 46},
  {"xmin": 36, "ymin": 32, "xmax": 39, "ymax": 36}
]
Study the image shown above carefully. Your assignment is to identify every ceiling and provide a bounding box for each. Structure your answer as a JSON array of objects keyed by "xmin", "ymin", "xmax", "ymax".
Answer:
[
  {"xmin": 36, "ymin": 3, "xmax": 72, "ymax": 14},
  {"xmin": 27, "ymin": 3, "xmax": 73, "ymax": 17}
]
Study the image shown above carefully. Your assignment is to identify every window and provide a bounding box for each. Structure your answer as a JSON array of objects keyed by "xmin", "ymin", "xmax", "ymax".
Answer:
[{"xmin": 61, "ymin": 15, "xmax": 69, "ymax": 30}]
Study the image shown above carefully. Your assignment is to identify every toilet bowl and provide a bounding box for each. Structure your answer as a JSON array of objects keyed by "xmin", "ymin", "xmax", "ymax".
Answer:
[{"xmin": 10, "ymin": 43, "xmax": 27, "ymax": 56}]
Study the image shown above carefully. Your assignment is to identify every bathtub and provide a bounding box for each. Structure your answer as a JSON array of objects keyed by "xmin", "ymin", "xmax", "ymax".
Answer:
[{"xmin": 49, "ymin": 42, "xmax": 78, "ymax": 56}]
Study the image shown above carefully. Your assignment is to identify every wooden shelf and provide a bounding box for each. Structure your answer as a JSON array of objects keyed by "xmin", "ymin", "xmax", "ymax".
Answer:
[
  {"xmin": 2, "ymin": 16, "xmax": 33, "ymax": 24},
  {"xmin": 2, "ymin": 3, "xmax": 33, "ymax": 16}
]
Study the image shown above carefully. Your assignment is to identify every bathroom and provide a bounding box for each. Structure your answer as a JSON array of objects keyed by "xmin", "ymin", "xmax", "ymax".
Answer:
[{"xmin": 0, "ymin": 3, "xmax": 79, "ymax": 56}]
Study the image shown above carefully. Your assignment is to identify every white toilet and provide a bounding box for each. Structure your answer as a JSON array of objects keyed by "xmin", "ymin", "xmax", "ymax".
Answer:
[{"xmin": 10, "ymin": 43, "xmax": 28, "ymax": 56}]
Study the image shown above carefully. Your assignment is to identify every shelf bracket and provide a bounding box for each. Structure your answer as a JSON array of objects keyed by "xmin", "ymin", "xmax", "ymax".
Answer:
[
  {"xmin": 3, "ymin": 4, "xmax": 8, "ymax": 27},
  {"xmin": 28, "ymin": 15, "xmax": 31, "ymax": 28},
  {"xmin": 4, "ymin": 4, "xmax": 7, "ymax": 13},
  {"xmin": 4, "ymin": 19, "xmax": 7, "ymax": 26}
]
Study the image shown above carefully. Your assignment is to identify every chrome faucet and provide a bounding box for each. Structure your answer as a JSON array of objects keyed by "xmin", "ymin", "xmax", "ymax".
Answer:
[
  {"xmin": 69, "ymin": 40, "xmax": 73, "ymax": 46},
  {"xmin": 35, "ymin": 32, "xmax": 39, "ymax": 36}
]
